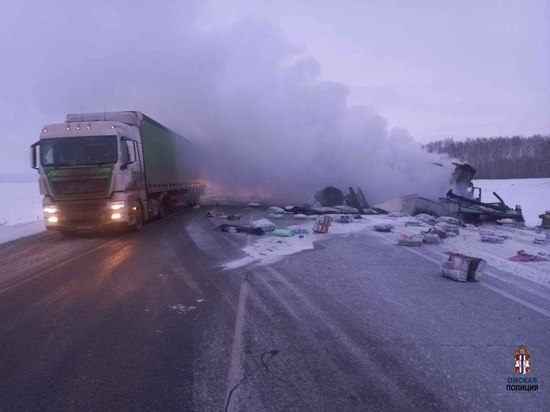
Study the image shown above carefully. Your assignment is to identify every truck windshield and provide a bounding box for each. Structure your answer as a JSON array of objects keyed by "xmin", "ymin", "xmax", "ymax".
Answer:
[{"xmin": 40, "ymin": 135, "xmax": 118, "ymax": 167}]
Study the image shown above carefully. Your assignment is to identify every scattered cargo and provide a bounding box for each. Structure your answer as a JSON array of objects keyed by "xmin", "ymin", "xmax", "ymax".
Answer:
[
  {"xmin": 313, "ymin": 216, "xmax": 332, "ymax": 233},
  {"xmin": 441, "ymin": 253, "xmax": 486, "ymax": 282}
]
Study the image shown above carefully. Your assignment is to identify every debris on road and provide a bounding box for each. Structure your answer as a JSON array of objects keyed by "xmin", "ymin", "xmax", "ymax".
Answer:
[
  {"xmin": 480, "ymin": 231, "xmax": 507, "ymax": 243},
  {"xmin": 415, "ymin": 213, "xmax": 437, "ymax": 224},
  {"xmin": 337, "ymin": 215, "xmax": 354, "ymax": 224},
  {"xmin": 397, "ymin": 233, "xmax": 423, "ymax": 246},
  {"xmin": 441, "ymin": 253, "xmax": 486, "ymax": 282},
  {"xmin": 435, "ymin": 222, "xmax": 460, "ymax": 235},
  {"xmin": 405, "ymin": 220, "xmax": 425, "ymax": 227},
  {"xmin": 425, "ymin": 226, "xmax": 448, "ymax": 239},
  {"xmin": 171, "ymin": 304, "xmax": 197, "ymax": 314},
  {"xmin": 539, "ymin": 211, "xmax": 550, "ymax": 229},
  {"xmin": 273, "ymin": 228, "xmax": 295, "ymax": 237},
  {"xmin": 267, "ymin": 206, "xmax": 285, "ymax": 214},
  {"xmin": 247, "ymin": 202, "xmax": 261, "ymax": 208},
  {"xmin": 267, "ymin": 212, "xmax": 284, "ymax": 219},
  {"xmin": 294, "ymin": 214, "xmax": 308, "ymax": 220},
  {"xmin": 285, "ymin": 225, "xmax": 309, "ymax": 234},
  {"xmin": 206, "ymin": 209, "xmax": 218, "ymax": 217},
  {"xmin": 219, "ymin": 224, "xmax": 265, "ymax": 235},
  {"xmin": 251, "ymin": 218, "xmax": 277, "ymax": 232},
  {"xmin": 423, "ymin": 233, "xmax": 442, "ymax": 244},
  {"xmin": 314, "ymin": 186, "xmax": 344, "ymax": 207},
  {"xmin": 436, "ymin": 216, "xmax": 466, "ymax": 227},
  {"xmin": 496, "ymin": 218, "xmax": 522, "ymax": 228},
  {"xmin": 334, "ymin": 205, "xmax": 359, "ymax": 214},
  {"xmin": 375, "ymin": 164, "xmax": 524, "ymax": 223},
  {"xmin": 344, "ymin": 187, "xmax": 366, "ymax": 214},
  {"xmin": 533, "ymin": 234, "xmax": 548, "ymax": 244},
  {"xmin": 388, "ymin": 212, "xmax": 406, "ymax": 218},
  {"xmin": 374, "ymin": 223, "xmax": 393, "ymax": 232},
  {"xmin": 313, "ymin": 215, "xmax": 332, "ymax": 233},
  {"xmin": 508, "ymin": 250, "xmax": 549, "ymax": 262}
]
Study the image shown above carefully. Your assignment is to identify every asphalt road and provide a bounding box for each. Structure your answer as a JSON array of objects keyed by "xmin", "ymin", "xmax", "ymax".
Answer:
[{"xmin": 0, "ymin": 208, "xmax": 548, "ymax": 411}]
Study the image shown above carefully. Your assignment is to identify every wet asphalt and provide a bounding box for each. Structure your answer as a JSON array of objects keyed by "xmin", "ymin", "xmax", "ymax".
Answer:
[{"xmin": 0, "ymin": 208, "xmax": 548, "ymax": 411}]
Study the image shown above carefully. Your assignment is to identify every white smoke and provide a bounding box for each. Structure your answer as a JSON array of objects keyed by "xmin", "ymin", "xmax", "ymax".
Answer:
[{"xmin": 0, "ymin": 0, "xmax": 451, "ymax": 203}]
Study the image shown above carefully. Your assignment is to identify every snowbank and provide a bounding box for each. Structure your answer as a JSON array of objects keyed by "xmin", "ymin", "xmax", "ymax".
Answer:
[
  {"xmin": 0, "ymin": 182, "xmax": 42, "ymax": 226},
  {"xmin": 0, "ymin": 221, "xmax": 45, "ymax": 244}
]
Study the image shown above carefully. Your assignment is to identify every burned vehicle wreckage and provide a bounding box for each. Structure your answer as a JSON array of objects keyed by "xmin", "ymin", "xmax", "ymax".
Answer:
[
  {"xmin": 307, "ymin": 163, "xmax": 524, "ymax": 223},
  {"xmin": 398, "ymin": 163, "xmax": 524, "ymax": 223}
]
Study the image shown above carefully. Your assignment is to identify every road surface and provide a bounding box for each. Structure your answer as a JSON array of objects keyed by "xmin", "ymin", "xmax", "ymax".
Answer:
[{"xmin": 0, "ymin": 208, "xmax": 548, "ymax": 411}]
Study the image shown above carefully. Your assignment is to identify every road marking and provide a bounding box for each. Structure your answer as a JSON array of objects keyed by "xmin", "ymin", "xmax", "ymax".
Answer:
[
  {"xmin": 225, "ymin": 278, "xmax": 249, "ymax": 410},
  {"xmin": 480, "ymin": 282, "xmax": 550, "ymax": 318}
]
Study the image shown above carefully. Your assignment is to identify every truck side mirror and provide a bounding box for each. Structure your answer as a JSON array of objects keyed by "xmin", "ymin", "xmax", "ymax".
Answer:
[{"xmin": 30, "ymin": 141, "xmax": 40, "ymax": 170}]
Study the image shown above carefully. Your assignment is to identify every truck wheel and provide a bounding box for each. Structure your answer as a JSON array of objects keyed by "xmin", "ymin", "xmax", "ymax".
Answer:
[
  {"xmin": 129, "ymin": 205, "xmax": 143, "ymax": 232},
  {"xmin": 158, "ymin": 200, "xmax": 166, "ymax": 220}
]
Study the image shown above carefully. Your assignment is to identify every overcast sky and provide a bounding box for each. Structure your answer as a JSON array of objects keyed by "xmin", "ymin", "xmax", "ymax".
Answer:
[
  {"xmin": 204, "ymin": 0, "xmax": 550, "ymax": 140},
  {"xmin": 0, "ymin": 0, "xmax": 548, "ymax": 175}
]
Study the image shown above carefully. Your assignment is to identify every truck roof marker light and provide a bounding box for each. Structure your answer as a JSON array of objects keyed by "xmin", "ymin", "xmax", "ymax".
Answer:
[
  {"xmin": 42, "ymin": 128, "xmax": 48, "ymax": 132},
  {"xmin": 76, "ymin": 125, "xmax": 81, "ymax": 130},
  {"xmin": 110, "ymin": 125, "xmax": 116, "ymax": 129},
  {"xmin": 86, "ymin": 125, "xmax": 92, "ymax": 130},
  {"xmin": 65, "ymin": 126, "xmax": 70, "ymax": 131}
]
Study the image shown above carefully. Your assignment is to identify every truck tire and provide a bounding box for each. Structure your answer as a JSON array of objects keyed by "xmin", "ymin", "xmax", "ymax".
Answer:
[
  {"xmin": 129, "ymin": 204, "xmax": 143, "ymax": 232},
  {"xmin": 158, "ymin": 199, "xmax": 166, "ymax": 220}
]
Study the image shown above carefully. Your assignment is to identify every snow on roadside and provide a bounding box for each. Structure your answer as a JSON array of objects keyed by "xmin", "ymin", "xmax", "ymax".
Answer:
[
  {"xmin": 222, "ymin": 216, "xmax": 371, "ymax": 270},
  {"xmin": 223, "ymin": 213, "xmax": 550, "ymax": 288},
  {"xmin": 360, "ymin": 215, "xmax": 550, "ymax": 287},
  {"xmin": 0, "ymin": 182, "xmax": 42, "ymax": 226},
  {"xmin": 0, "ymin": 221, "xmax": 45, "ymax": 244}
]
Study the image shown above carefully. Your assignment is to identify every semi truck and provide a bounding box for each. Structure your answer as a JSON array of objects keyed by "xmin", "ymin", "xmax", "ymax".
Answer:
[{"xmin": 30, "ymin": 111, "xmax": 205, "ymax": 235}]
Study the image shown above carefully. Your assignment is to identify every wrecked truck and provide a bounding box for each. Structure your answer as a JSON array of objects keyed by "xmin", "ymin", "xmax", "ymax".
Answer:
[{"xmin": 392, "ymin": 163, "xmax": 524, "ymax": 223}]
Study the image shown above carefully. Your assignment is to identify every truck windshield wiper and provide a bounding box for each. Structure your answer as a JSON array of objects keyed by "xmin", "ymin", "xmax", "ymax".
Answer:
[
  {"xmin": 79, "ymin": 161, "xmax": 111, "ymax": 167},
  {"xmin": 49, "ymin": 162, "xmax": 75, "ymax": 168}
]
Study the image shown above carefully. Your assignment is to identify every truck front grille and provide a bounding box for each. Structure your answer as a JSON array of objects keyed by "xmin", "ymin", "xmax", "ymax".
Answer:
[
  {"xmin": 57, "ymin": 199, "xmax": 107, "ymax": 221},
  {"xmin": 51, "ymin": 178, "xmax": 110, "ymax": 196}
]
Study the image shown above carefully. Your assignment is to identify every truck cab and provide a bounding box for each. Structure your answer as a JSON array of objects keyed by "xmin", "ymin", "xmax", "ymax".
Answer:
[{"xmin": 31, "ymin": 114, "xmax": 146, "ymax": 235}]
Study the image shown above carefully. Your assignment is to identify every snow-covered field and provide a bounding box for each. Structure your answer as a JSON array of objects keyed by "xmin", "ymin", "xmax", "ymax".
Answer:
[
  {"xmin": 0, "ymin": 182, "xmax": 44, "ymax": 243},
  {"xmin": 474, "ymin": 178, "xmax": 550, "ymax": 226},
  {"xmin": 0, "ymin": 182, "xmax": 42, "ymax": 226}
]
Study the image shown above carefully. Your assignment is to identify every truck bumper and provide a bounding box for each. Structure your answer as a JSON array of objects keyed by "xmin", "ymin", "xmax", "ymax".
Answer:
[{"xmin": 44, "ymin": 199, "xmax": 134, "ymax": 232}]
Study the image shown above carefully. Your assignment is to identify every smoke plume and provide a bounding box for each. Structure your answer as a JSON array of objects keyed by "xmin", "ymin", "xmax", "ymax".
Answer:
[{"xmin": 0, "ymin": 0, "xmax": 451, "ymax": 203}]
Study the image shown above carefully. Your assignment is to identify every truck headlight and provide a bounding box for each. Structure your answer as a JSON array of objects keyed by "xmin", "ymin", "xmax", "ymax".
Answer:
[
  {"xmin": 111, "ymin": 213, "xmax": 122, "ymax": 220},
  {"xmin": 109, "ymin": 200, "xmax": 127, "ymax": 210},
  {"xmin": 44, "ymin": 205, "xmax": 58, "ymax": 214},
  {"xmin": 47, "ymin": 216, "xmax": 59, "ymax": 223}
]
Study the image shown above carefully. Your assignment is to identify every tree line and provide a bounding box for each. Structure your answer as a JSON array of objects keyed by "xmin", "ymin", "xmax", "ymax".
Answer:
[{"xmin": 424, "ymin": 135, "xmax": 550, "ymax": 179}]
